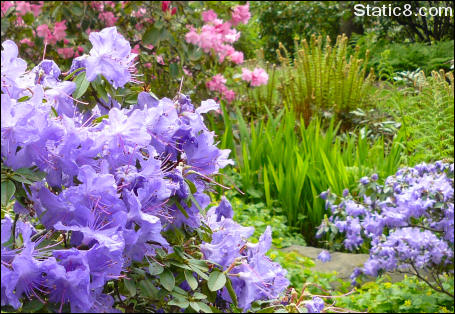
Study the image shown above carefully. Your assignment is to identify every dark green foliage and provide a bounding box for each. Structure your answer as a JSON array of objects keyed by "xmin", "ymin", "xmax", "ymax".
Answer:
[{"xmin": 220, "ymin": 106, "xmax": 405, "ymax": 244}]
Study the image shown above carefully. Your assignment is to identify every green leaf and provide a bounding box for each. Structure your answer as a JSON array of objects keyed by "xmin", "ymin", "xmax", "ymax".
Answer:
[
  {"xmin": 184, "ymin": 270, "xmax": 198, "ymax": 290},
  {"xmin": 160, "ymin": 269, "xmax": 175, "ymax": 291},
  {"xmin": 1, "ymin": 180, "xmax": 16, "ymax": 206},
  {"xmin": 138, "ymin": 278, "xmax": 156, "ymax": 298},
  {"xmin": 168, "ymin": 297, "xmax": 189, "ymax": 309},
  {"xmin": 192, "ymin": 292, "xmax": 207, "ymax": 300},
  {"xmin": 22, "ymin": 12, "xmax": 34, "ymax": 25},
  {"xmin": 143, "ymin": 26, "xmax": 161, "ymax": 45},
  {"xmin": 123, "ymin": 278, "xmax": 136, "ymax": 296},
  {"xmin": 93, "ymin": 115, "xmax": 109, "ymax": 125},
  {"xmin": 196, "ymin": 302, "xmax": 212, "ymax": 313},
  {"xmin": 91, "ymin": 78, "xmax": 109, "ymax": 103},
  {"xmin": 189, "ymin": 301, "xmax": 200, "ymax": 312},
  {"xmin": 188, "ymin": 259, "xmax": 209, "ymax": 272},
  {"xmin": 11, "ymin": 174, "xmax": 34, "ymax": 185},
  {"xmin": 51, "ymin": 106, "xmax": 59, "ymax": 117},
  {"xmin": 175, "ymin": 200, "xmax": 189, "ymax": 219},
  {"xmin": 184, "ymin": 178, "xmax": 197, "ymax": 194},
  {"xmin": 225, "ymin": 276, "xmax": 238, "ymax": 307},
  {"xmin": 188, "ymin": 265, "xmax": 209, "ymax": 280},
  {"xmin": 73, "ymin": 72, "xmax": 90, "ymax": 99},
  {"xmin": 207, "ymin": 270, "xmax": 226, "ymax": 292},
  {"xmin": 170, "ymin": 63, "xmax": 179, "ymax": 78},
  {"xmin": 15, "ymin": 168, "xmax": 46, "ymax": 182},
  {"xmin": 63, "ymin": 68, "xmax": 84, "ymax": 81},
  {"xmin": 21, "ymin": 299, "xmax": 44, "ymax": 312},
  {"xmin": 17, "ymin": 95, "xmax": 31, "ymax": 102},
  {"xmin": 149, "ymin": 261, "xmax": 164, "ymax": 276},
  {"xmin": 187, "ymin": 193, "xmax": 203, "ymax": 212}
]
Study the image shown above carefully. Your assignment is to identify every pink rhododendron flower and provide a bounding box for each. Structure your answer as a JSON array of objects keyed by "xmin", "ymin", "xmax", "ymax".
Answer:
[
  {"xmin": 99, "ymin": 11, "xmax": 118, "ymax": 27},
  {"xmin": 144, "ymin": 62, "xmax": 152, "ymax": 69},
  {"xmin": 91, "ymin": 2, "xmax": 104, "ymax": 11},
  {"xmin": 241, "ymin": 68, "xmax": 252, "ymax": 82},
  {"xmin": 207, "ymin": 74, "xmax": 227, "ymax": 93},
  {"xmin": 202, "ymin": 10, "xmax": 217, "ymax": 23},
  {"xmin": 15, "ymin": 1, "xmax": 31, "ymax": 16},
  {"xmin": 161, "ymin": 1, "xmax": 171, "ymax": 12},
  {"xmin": 63, "ymin": 39, "xmax": 70, "ymax": 45},
  {"xmin": 30, "ymin": 3, "xmax": 43, "ymax": 17},
  {"xmin": 171, "ymin": 7, "xmax": 177, "ymax": 15},
  {"xmin": 223, "ymin": 89, "xmax": 236, "ymax": 103},
  {"xmin": 1, "ymin": 1, "xmax": 14, "ymax": 15},
  {"xmin": 242, "ymin": 68, "xmax": 269, "ymax": 86},
  {"xmin": 105, "ymin": 1, "xmax": 116, "ymax": 8},
  {"xmin": 57, "ymin": 47, "xmax": 74, "ymax": 59},
  {"xmin": 224, "ymin": 29, "xmax": 240, "ymax": 43},
  {"xmin": 54, "ymin": 20, "xmax": 67, "ymax": 41},
  {"xmin": 231, "ymin": 3, "xmax": 251, "ymax": 26},
  {"xmin": 36, "ymin": 24, "xmax": 50, "ymax": 38},
  {"xmin": 77, "ymin": 46, "xmax": 84, "ymax": 53},
  {"xmin": 183, "ymin": 67, "xmax": 192, "ymax": 77},
  {"xmin": 186, "ymin": 7, "xmax": 249, "ymax": 66},
  {"xmin": 19, "ymin": 38, "xmax": 34, "ymax": 47},
  {"xmin": 133, "ymin": 7, "xmax": 146, "ymax": 18},
  {"xmin": 14, "ymin": 16, "xmax": 25, "ymax": 27},
  {"xmin": 156, "ymin": 55, "xmax": 165, "ymax": 65},
  {"xmin": 229, "ymin": 51, "xmax": 244, "ymax": 64},
  {"xmin": 251, "ymin": 68, "xmax": 269, "ymax": 86},
  {"xmin": 132, "ymin": 44, "xmax": 140, "ymax": 54}
]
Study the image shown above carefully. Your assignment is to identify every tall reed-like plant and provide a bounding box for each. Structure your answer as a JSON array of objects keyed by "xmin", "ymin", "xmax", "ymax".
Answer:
[
  {"xmin": 222, "ymin": 106, "xmax": 405, "ymax": 244},
  {"xmin": 277, "ymin": 34, "xmax": 375, "ymax": 125},
  {"xmin": 234, "ymin": 35, "xmax": 375, "ymax": 127}
]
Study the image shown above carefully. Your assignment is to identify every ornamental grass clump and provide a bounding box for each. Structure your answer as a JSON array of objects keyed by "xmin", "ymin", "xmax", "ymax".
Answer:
[
  {"xmin": 0, "ymin": 27, "xmax": 336, "ymax": 313},
  {"xmin": 318, "ymin": 162, "xmax": 454, "ymax": 297}
]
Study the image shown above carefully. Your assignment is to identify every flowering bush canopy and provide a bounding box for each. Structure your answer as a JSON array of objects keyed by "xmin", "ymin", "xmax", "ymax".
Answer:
[
  {"xmin": 317, "ymin": 162, "xmax": 454, "ymax": 297},
  {"xmin": 1, "ymin": 1, "xmax": 268, "ymax": 105},
  {"xmin": 0, "ymin": 25, "xmax": 335, "ymax": 313}
]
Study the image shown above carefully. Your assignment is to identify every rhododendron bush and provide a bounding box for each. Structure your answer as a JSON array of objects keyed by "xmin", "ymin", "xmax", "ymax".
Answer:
[
  {"xmin": 317, "ymin": 163, "xmax": 454, "ymax": 298},
  {"xmin": 0, "ymin": 25, "xmax": 336, "ymax": 313},
  {"xmin": 1, "ymin": 1, "xmax": 268, "ymax": 105}
]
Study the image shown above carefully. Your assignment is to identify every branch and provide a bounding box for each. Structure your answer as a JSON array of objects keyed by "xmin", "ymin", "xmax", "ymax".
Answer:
[{"xmin": 409, "ymin": 263, "xmax": 454, "ymax": 298}]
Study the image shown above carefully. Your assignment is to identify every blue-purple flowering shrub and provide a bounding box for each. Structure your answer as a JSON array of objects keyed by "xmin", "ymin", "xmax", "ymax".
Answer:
[
  {"xmin": 0, "ymin": 27, "xmax": 335, "ymax": 313},
  {"xmin": 317, "ymin": 162, "xmax": 454, "ymax": 297}
]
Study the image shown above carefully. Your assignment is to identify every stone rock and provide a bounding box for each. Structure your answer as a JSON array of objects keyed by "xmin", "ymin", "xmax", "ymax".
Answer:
[{"xmin": 281, "ymin": 245, "xmax": 406, "ymax": 284}]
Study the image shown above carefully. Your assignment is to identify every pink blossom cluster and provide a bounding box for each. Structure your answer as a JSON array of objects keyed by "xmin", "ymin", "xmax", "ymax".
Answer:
[
  {"xmin": 206, "ymin": 74, "xmax": 236, "ymax": 103},
  {"xmin": 185, "ymin": 5, "xmax": 248, "ymax": 65},
  {"xmin": 36, "ymin": 20, "xmax": 67, "ymax": 45},
  {"xmin": 98, "ymin": 11, "xmax": 118, "ymax": 27},
  {"xmin": 241, "ymin": 67, "xmax": 269, "ymax": 86},
  {"xmin": 161, "ymin": 1, "xmax": 177, "ymax": 15},
  {"xmin": 230, "ymin": 3, "xmax": 251, "ymax": 26},
  {"xmin": 1, "ymin": 1, "xmax": 43, "ymax": 17}
]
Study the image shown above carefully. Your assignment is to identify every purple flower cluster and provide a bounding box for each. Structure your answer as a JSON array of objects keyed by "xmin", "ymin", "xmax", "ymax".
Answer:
[
  {"xmin": 317, "ymin": 250, "xmax": 331, "ymax": 263},
  {"xmin": 317, "ymin": 162, "xmax": 454, "ymax": 284},
  {"xmin": 1, "ymin": 27, "xmax": 288, "ymax": 311},
  {"xmin": 202, "ymin": 202, "xmax": 290, "ymax": 310}
]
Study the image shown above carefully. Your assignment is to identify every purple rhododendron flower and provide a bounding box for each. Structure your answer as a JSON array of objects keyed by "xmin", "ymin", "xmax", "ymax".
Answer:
[
  {"xmin": 85, "ymin": 27, "xmax": 137, "ymax": 88},
  {"xmin": 306, "ymin": 296, "xmax": 325, "ymax": 313},
  {"xmin": 317, "ymin": 250, "xmax": 331, "ymax": 263},
  {"xmin": 0, "ymin": 27, "xmax": 288, "ymax": 312}
]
